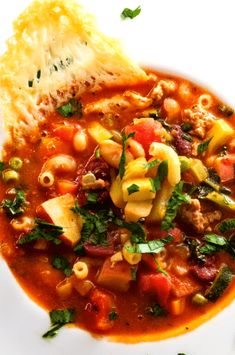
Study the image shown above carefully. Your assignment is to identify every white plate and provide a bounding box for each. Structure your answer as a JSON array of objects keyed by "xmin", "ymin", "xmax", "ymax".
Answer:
[{"xmin": 0, "ymin": 1, "xmax": 235, "ymax": 355}]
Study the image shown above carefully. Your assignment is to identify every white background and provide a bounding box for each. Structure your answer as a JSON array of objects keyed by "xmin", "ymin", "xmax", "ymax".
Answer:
[{"xmin": 0, "ymin": 1, "xmax": 234, "ymax": 355}]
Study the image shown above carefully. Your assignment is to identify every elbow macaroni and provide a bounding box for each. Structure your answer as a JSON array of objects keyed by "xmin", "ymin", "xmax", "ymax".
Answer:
[
  {"xmin": 73, "ymin": 261, "xmax": 89, "ymax": 280},
  {"xmin": 122, "ymin": 241, "xmax": 142, "ymax": 265}
]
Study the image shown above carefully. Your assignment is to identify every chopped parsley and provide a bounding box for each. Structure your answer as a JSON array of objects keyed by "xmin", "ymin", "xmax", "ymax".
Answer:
[
  {"xmin": 119, "ymin": 131, "xmax": 135, "ymax": 178},
  {"xmin": 0, "ymin": 161, "xmax": 5, "ymax": 171},
  {"xmin": 52, "ymin": 255, "xmax": 72, "ymax": 277},
  {"xmin": 181, "ymin": 123, "xmax": 192, "ymax": 132},
  {"xmin": 109, "ymin": 310, "xmax": 118, "ymax": 320},
  {"xmin": 182, "ymin": 132, "xmax": 192, "ymax": 142},
  {"xmin": 17, "ymin": 218, "xmax": 63, "ymax": 246},
  {"xmin": 95, "ymin": 148, "xmax": 101, "ymax": 158},
  {"xmin": 161, "ymin": 182, "xmax": 190, "ymax": 231},
  {"xmin": 121, "ymin": 6, "xmax": 141, "ymax": 19},
  {"xmin": 218, "ymin": 218, "xmax": 235, "ymax": 233},
  {"xmin": 126, "ymin": 235, "xmax": 173, "ymax": 254},
  {"xmin": 87, "ymin": 192, "xmax": 98, "ymax": 203},
  {"xmin": 42, "ymin": 309, "xmax": 75, "ymax": 338},
  {"xmin": 28, "ymin": 80, "xmax": 33, "ymax": 87},
  {"xmin": 72, "ymin": 202, "xmax": 145, "ymax": 248},
  {"xmin": 1, "ymin": 189, "xmax": 26, "ymax": 217},
  {"xmin": 197, "ymin": 138, "xmax": 212, "ymax": 154},
  {"xmin": 37, "ymin": 69, "xmax": 41, "ymax": 80},
  {"xmin": 144, "ymin": 159, "xmax": 161, "ymax": 170},
  {"xmin": 145, "ymin": 303, "xmax": 166, "ymax": 317},
  {"xmin": 127, "ymin": 183, "xmax": 140, "ymax": 195},
  {"xmin": 150, "ymin": 160, "xmax": 168, "ymax": 193},
  {"xmin": 57, "ymin": 99, "xmax": 83, "ymax": 118}
]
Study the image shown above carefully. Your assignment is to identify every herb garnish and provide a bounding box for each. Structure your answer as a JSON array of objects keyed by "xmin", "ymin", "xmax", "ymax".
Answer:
[
  {"xmin": 185, "ymin": 237, "xmax": 206, "ymax": 264},
  {"xmin": 119, "ymin": 132, "xmax": 135, "ymax": 178},
  {"xmin": 144, "ymin": 159, "xmax": 161, "ymax": 170},
  {"xmin": 197, "ymin": 138, "xmax": 212, "ymax": 154},
  {"xmin": 127, "ymin": 183, "xmax": 140, "ymax": 195},
  {"xmin": 17, "ymin": 218, "xmax": 63, "ymax": 246},
  {"xmin": 57, "ymin": 99, "xmax": 83, "ymax": 118},
  {"xmin": 28, "ymin": 80, "xmax": 33, "ymax": 87},
  {"xmin": 37, "ymin": 69, "xmax": 41, "ymax": 80},
  {"xmin": 121, "ymin": 6, "xmax": 141, "ymax": 19},
  {"xmin": 218, "ymin": 219, "xmax": 235, "ymax": 233},
  {"xmin": 161, "ymin": 182, "xmax": 190, "ymax": 231},
  {"xmin": 150, "ymin": 160, "xmax": 168, "ymax": 193},
  {"xmin": 199, "ymin": 233, "xmax": 235, "ymax": 258},
  {"xmin": 181, "ymin": 123, "xmax": 192, "ymax": 132},
  {"xmin": 1, "ymin": 189, "xmax": 26, "ymax": 217},
  {"xmin": 218, "ymin": 104, "xmax": 234, "ymax": 117},
  {"xmin": 126, "ymin": 235, "xmax": 173, "ymax": 254},
  {"xmin": 87, "ymin": 192, "xmax": 98, "ymax": 203},
  {"xmin": 0, "ymin": 161, "xmax": 5, "ymax": 171},
  {"xmin": 182, "ymin": 132, "xmax": 192, "ymax": 142},
  {"xmin": 72, "ymin": 202, "xmax": 145, "ymax": 248},
  {"xmin": 42, "ymin": 309, "xmax": 75, "ymax": 338},
  {"xmin": 152, "ymin": 253, "xmax": 168, "ymax": 275},
  {"xmin": 52, "ymin": 255, "xmax": 72, "ymax": 276},
  {"xmin": 109, "ymin": 310, "xmax": 118, "ymax": 320},
  {"xmin": 95, "ymin": 148, "xmax": 101, "ymax": 158},
  {"xmin": 145, "ymin": 303, "xmax": 166, "ymax": 317}
]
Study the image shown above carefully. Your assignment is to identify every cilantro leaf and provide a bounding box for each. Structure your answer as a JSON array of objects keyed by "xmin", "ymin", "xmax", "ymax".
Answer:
[
  {"xmin": 150, "ymin": 160, "xmax": 168, "ymax": 193},
  {"xmin": 144, "ymin": 159, "xmax": 161, "ymax": 169},
  {"xmin": 119, "ymin": 132, "xmax": 135, "ymax": 178},
  {"xmin": 57, "ymin": 99, "xmax": 83, "ymax": 118},
  {"xmin": 121, "ymin": 6, "xmax": 141, "ymax": 19},
  {"xmin": 161, "ymin": 182, "xmax": 190, "ymax": 231},
  {"xmin": 109, "ymin": 310, "xmax": 118, "ymax": 320},
  {"xmin": 87, "ymin": 192, "xmax": 98, "ymax": 203},
  {"xmin": 0, "ymin": 161, "xmax": 5, "ymax": 171},
  {"xmin": 181, "ymin": 123, "xmax": 192, "ymax": 132},
  {"xmin": 145, "ymin": 303, "xmax": 166, "ymax": 317},
  {"xmin": 218, "ymin": 218, "xmax": 235, "ymax": 233},
  {"xmin": 197, "ymin": 138, "xmax": 212, "ymax": 154},
  {"xmin": 42, "ymin": 309, "xmax": 75, "ymax": 338},
  {"xmin": 52, "ymin": 255, "xmax": 72, "ymax": 277},
  {"xmin": 17, "ymin": 218, "xmax": 63, "ymax": 246},
  {"xmin": 126, "ymin": 236, "xmax": 173, "ymax": 254},
  {"xmin": 127, "ymin": 183, "xmax": 140, "ymax": 195},
  {"xmin": 1, "ymin": 189, "xmax": 26, "ymax": 217},
  {"xmin": 204, "ymin": 233, "xmax": 227, "ymax": 246}
]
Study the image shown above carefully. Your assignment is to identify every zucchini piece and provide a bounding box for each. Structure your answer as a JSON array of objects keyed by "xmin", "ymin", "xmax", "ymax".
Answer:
[
  {"xmin": 205, "ymin": 191, "xmax": 235, "ymax": 211},
  {"xmin": 206, "ymin": 119, "xmax": 234, "ymax": 155},
  {"xmin": 179, "ymin": 156, "xmax": 190, "ymax": 173},
  {"xmin": 147, "ymin": 181, "xmax": 174, "ymax": 222},
  {"xmin": 189, "ymin": 158, "xmax": 208, "ymax": 183},
  {"xmin": 205, "ymin": 265, "xmax": 233, "ymax": 302}
]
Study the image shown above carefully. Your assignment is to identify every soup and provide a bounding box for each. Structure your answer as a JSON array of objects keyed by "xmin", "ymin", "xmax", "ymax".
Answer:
[{"xmin": 0, "ymin": 70, "xmax": 234, "ymax": 341}]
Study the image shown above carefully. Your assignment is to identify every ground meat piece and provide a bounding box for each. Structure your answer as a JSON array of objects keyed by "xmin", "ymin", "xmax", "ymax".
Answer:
[
  {"xmin": 150, "ymin": 79, "xmax": 177, "ymax": 103},
  {"xmin": 180, "ymin": 199, "xmax": 222, "ymax": 233},
  {"xmin": 182, "ymin": 104, "xmax": 215, "ymax": 139},
  {"xmin": 171, "ymin": 125, "xmax": 192, "ymax": 156}
]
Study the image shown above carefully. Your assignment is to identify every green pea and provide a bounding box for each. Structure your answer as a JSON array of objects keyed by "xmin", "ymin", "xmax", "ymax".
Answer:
[
  {"xmin": 2, "ymin": 169, "xmax": 19, "ymax": 183},
  {"xmin": 9, "ymin": 157, "xmax": 23, "ymax": 171}
]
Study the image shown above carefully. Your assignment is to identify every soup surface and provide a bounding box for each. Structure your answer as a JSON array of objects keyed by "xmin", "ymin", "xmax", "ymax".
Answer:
[{"xmin": 0, "ymin": 70, "xmax": 235, "ymax": 340}]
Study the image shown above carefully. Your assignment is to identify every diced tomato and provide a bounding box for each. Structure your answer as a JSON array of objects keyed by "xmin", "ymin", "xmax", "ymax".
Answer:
[
  {"xmin": 52, "ymin": 123, "xmax": 80, "ymax": 142},
  {"xmin": 138, "ymin": 272, "xmax": 171, "ymax": 306},
  {"xmin": 125, "ymin": 118, "xmax": 163, "ymax": 156},
  {"xmin": 97, "ymin": 258, "xmax": 132, "ymax": 292},
  {"xmin": 56, "ymin": 180, "xmax": 78, "ymax": 195},
  {"xmin": 170, "ymin": 274, "xmax": 201, "ymax": 298},
  {"xmin": 169, "ymin": 227, "xmax": 184, "ymax": 243},
  {"xmin": 87, "ymin": 288, "xmax": 115, "ymax": 331},
  {"xmin": 214, "ymin": 155, "xmax": 235, "ymax": 183}
]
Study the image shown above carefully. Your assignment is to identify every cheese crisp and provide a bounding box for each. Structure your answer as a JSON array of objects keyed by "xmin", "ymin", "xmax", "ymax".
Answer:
[{"xmin": 0, "ymin": 0, "xmax": 148, "ymax": 146}]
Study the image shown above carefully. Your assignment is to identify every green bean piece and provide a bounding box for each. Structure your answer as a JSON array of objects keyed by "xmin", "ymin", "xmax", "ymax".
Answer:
[
  {"xmin": 2, "ymin": 169, "xmax": 20, "ymax": 183},
  {"xmin": 9, "ymin": 157, "xmax": 23, "ymax": 171}
]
